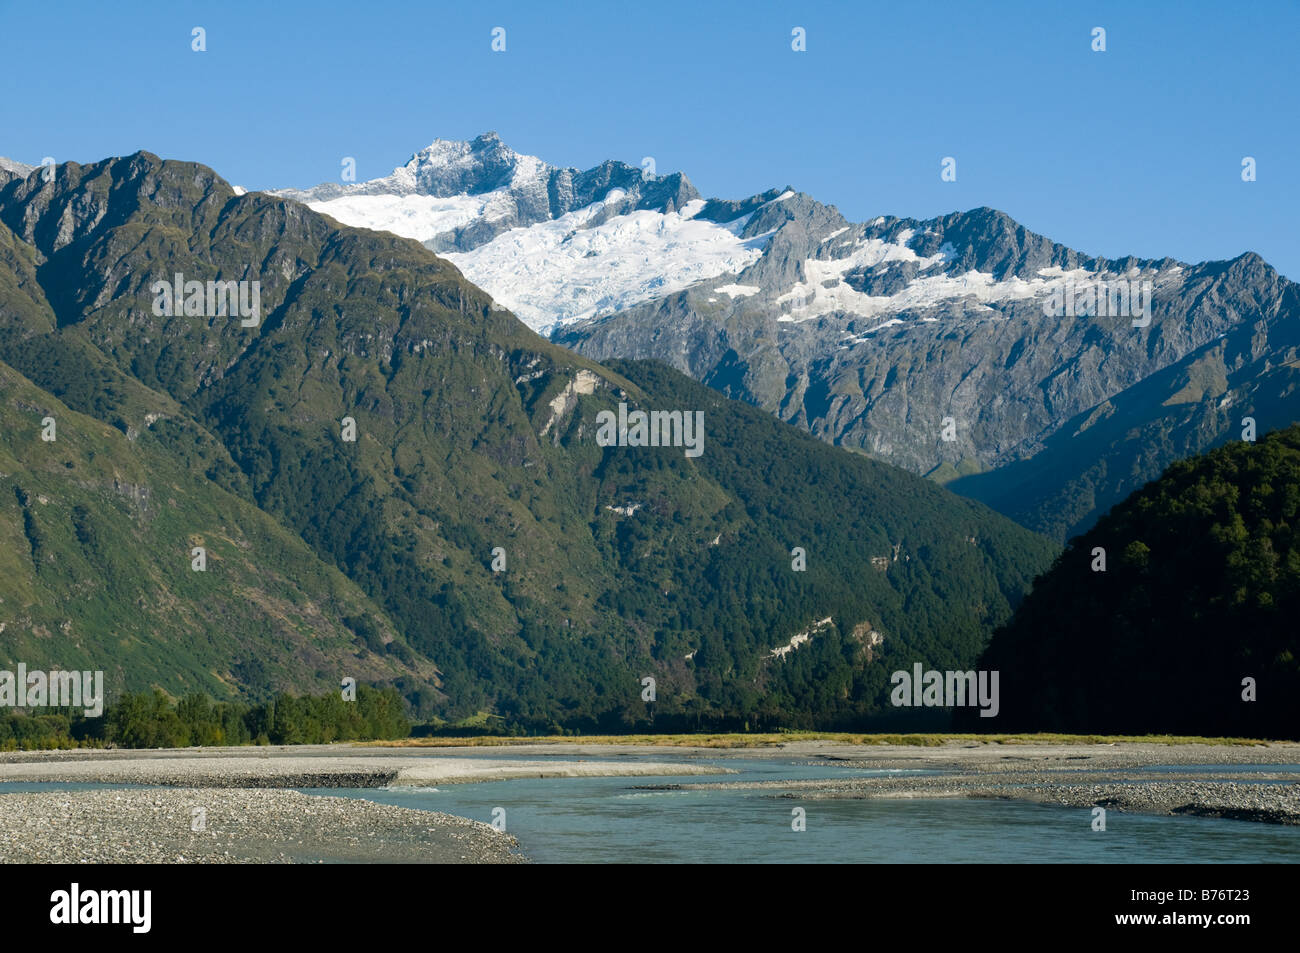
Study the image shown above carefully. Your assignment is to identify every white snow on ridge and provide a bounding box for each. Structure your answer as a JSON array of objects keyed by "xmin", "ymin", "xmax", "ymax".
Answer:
[
  {"xmin": 386, "ymin": 138, "xmax": 551, "ymax": 197},
  {"xmin": 781, "ymin": 267, "xmax": 1088, "ymax": 323},
  {"xmin": 293, "ymin": 137, "xmax": 555, "ymax": 243},
  {"xmin": 715, "ymin": 284, "xmax": 761, "ymax": 298},
  {"xmin": 306, "ymin": 190, "xmax": 513, "ymax": 243},
  {"xmin": 778, "ymin": 235, "xmax": 1111, "ymax": 323},
  {"xmin": 443, "ymin": 198, "xmax": 769, "ymax": 333},
  {"xmin": 777, "ymin": 235, "xmax": 954, "ymax": 321},
  {"xmin": 848, "ymin": 319, "xmax": 904, "ymax": 338},
  {"xmin": 778, "ymin": 252, "xmax": 1180, "ymax": 326},
  {"xmin": 837, "ymin": 319, "xmax": 907, "ymax": 348}
]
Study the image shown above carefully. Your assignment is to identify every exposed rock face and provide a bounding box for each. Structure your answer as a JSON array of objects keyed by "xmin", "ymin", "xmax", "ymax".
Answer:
[
  {"xmin": 539, "ymin": 368, "xmax": 602, "ymax": 437},
  {"xmin": 271, "ymin": 132, "xmax": 702, "ymax": 254},
  {"xmin": 271, "ymin": 135, "xmax": 1300, "ymax": 541},
  {"xmin": 0, "ymin": 157, "xmax": 35, "ymax": 188},
  {"xmin": 558, "ymin": 205, "xmax": 1300, "ymax": 540}
]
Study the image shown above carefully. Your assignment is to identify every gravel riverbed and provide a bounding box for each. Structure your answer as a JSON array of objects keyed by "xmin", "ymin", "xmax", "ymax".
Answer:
[
  {"xmin": 0, "ymin": 788, "xmax": 523, "ymax": 863},
  {"xmin": 0, "ymin": 749, "xmax": 728, "ymax": 787},
  {"xmin": 2, "ymin": 741, "xmax": 1297, "ymax": 863},
  {"xmin": 0, "ymin": 746, "xmax": 726, "ymax": 863},
  {"xmin": 629, "ymin": 741, "xmax": 1300, "ymax": 825}
]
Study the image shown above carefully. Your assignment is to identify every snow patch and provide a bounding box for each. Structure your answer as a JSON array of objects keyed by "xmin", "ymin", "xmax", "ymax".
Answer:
[
  {"xmin": 778, "ymin": 237, "xmax": 1111, "ymax": 323},
  {"xmin": 715, "ymin": 284, "xmax": 761, "ymax": 298}
]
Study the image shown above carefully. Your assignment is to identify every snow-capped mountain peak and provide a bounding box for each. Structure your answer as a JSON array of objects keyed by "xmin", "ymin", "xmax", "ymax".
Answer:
[
  {"xmin": 386, "ymin": 131, "xmax": 551, "ymax": 198},
  {"xmin": 271, "ymin": 134, "xmax": 774, "ymax": 333}
]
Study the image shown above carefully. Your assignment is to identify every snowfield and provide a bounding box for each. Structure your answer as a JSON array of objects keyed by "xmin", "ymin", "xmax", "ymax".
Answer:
[
  {"xmin": 777, "ymin": 234, "xmax": 1112, "ymax": 323},
  {"xmin": 276, "ymin": 136, "xmax": 1185, "ymax": 340},
  {"xmin": 443, "ymin": 198, "xmax": 770, "ymax": 333},
  {"xmin": 307, "ymin": 191, "xmax": 512, "ymax": 242}
]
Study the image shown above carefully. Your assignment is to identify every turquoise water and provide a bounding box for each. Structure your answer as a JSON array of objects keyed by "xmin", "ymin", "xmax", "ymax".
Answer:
[
  {"xmin": 300, "ymin": 755, "xmax": 1300, "ymax": 864},
  {"xmin": 7, "ymin": 755, "xmax": 1298, "ymax": 863}
]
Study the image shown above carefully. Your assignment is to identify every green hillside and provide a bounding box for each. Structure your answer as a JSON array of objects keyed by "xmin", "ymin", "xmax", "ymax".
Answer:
[
  {"xmin": 0, "ymin": 356, "xmax": 423, "ymax": 701},
  {"xmin": 0, "ymin": 152, "xmax": 1057, "ymax": 729},
  {"xmin": 970, "ymin": 426, "xmax": 1300, "ymax": 737}
]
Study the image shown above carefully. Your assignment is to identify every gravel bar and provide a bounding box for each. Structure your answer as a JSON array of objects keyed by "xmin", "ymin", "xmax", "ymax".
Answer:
[
  {"xmin": 0, "ymin": 749, "xmax": 730, "ymax": 787},
  {"xmin": 0, "ymin": 788, "xmax": 523, "ymax": 863},
  {"xmin": 629, "ymin": 741, "xmax": 1300, "ymax": 825}
]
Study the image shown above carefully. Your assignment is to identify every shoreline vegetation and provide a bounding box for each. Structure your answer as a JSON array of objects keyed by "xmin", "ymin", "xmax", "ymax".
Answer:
[
  {"xmin": 4, "ymin": 684, "xmax": 1293, "ymax": 753},
  {"xmin": 0, "ymin": 686, "xmax": 411, "ymax": 751}
]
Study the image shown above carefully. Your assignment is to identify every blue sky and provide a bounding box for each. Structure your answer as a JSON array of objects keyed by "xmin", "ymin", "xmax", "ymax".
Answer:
[{"xmin": 2, "ymin": 0, "xmax": 1296, "ymax": 277}]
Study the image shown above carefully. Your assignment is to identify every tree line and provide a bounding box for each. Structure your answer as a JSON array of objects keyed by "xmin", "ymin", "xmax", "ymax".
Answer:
[{"xmin": 0, "ymin": 684, "xmax": 409, "ymax": 750}]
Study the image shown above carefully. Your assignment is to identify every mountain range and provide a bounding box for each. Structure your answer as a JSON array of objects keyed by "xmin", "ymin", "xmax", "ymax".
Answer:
[
  {"xmin": 0, "ymin": 151, "xmax": 1054, "ymax": 729},
  {"xmin": 276, "ymin": 134, "xmax": 1300, "ymax": 541}
]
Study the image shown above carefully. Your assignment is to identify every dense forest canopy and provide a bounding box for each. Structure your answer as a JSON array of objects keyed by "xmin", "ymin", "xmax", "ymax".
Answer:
[{"xmin": 969, "ymin": 425, "xmax": 1300, "ymax": 738}]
